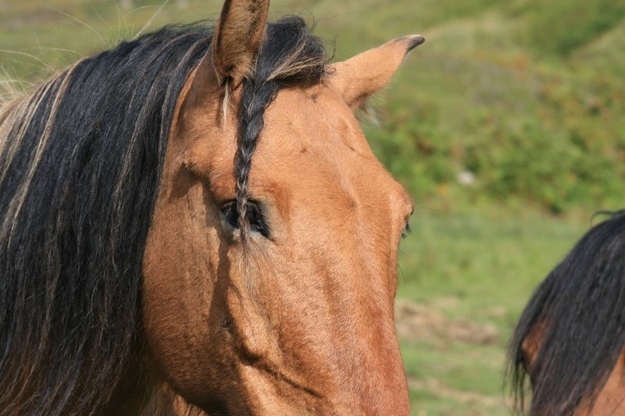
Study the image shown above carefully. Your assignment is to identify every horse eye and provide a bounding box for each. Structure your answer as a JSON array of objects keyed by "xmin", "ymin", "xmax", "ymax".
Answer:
[
  {"xmin": 401, "ymin": 221, "xmax": 411, "ymax": 240},
  {"xmin": 220, "ymin": 200, "xmax": 270, "ymax": 238},
  {"xmin": 246, "ymin": 202, "xmax": 271, "ymax": 238},
  {"xmin": 221, "ymin": 201, "xmax": 239, "ymax": 230}
]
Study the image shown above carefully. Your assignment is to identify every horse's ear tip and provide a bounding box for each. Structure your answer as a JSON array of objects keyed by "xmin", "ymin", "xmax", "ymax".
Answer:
[{"xmin": 404, "ymin": 35, "xmax": 425, "ymax": 52}]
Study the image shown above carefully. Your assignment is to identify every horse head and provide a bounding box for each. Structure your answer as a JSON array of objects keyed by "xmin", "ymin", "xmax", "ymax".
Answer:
[
  {"xmin": 142, "ymin": 0, "xmax": 422, "ymax": 414},
  {"xmin": 510, "ymin": 212, "xmax": 625, "ymax": 416}
]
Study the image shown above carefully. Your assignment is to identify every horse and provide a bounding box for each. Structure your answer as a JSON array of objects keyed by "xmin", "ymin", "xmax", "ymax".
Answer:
[
  {"xmin": 509, "ymin": 211, "xmax": 625, "ymax": 415},
  {"xmin": 0, "ymin": 0, "xmax": 425, "ymax": 414}
]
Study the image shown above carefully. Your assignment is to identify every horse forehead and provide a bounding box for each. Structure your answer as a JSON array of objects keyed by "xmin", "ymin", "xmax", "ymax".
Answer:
[
  {"xmin": 252, "ymin": 86, "xmax": 410, "ymax": 210},
  {"xmin": 263, "ymin": 85, "xmax": 368, "ymax": 151}
]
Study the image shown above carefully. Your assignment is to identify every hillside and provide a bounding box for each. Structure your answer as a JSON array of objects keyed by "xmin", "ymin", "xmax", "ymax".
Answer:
[{"xmin": 2, "ymin": 0, "xmax": 625, "ymax": 214}]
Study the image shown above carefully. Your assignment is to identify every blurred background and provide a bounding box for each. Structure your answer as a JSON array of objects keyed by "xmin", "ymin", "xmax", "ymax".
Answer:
[{"xmin": 2, "ymin": 0, "xmax": 625, "ymax": 414}]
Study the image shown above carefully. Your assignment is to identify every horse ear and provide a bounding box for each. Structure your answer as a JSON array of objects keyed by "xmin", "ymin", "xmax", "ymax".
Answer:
[
  {"xmin": 174, "ymin": 0, "xmax": 270, "ymax": 123},
  {"xmin": 213, "ymin": 0, "xmax": 270, "ymax": 87},
  {"xmin": 329, "ymin": 35, "xmax": 425, "ymax": 110}
]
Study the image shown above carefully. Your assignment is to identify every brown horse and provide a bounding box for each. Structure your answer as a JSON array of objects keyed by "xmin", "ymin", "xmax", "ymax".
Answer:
[
  {"xmin": 0, "ymin": 0, "xmax": 424, "ymax": 414},
  {"xmin": 509, "ymin": 211, "xmax": 625, "ymax": 415}
]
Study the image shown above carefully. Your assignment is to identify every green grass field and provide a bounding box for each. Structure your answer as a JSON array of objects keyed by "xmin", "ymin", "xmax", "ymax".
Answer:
[
  {"xmin": 2, "ymin": 0, "xmax": 623, "ymax": 414},
  {"xmin": 396, "ymin": 208, "xmax": 587, "ymax": 414}
]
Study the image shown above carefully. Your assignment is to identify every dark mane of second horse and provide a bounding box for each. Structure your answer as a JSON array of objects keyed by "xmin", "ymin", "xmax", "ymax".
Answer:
[{"xmin": 509, "ymin": 211, "xmax": 625, "ymax": 415}]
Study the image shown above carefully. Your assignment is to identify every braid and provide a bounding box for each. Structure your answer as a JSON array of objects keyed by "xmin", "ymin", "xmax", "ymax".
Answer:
[
  {"xmin": 235, "ymin": 79, "xmax": 279, "ymax": 242},
  {"xmin": 232, "ymin": 17, "xmax": 327, "ymax": 243}
]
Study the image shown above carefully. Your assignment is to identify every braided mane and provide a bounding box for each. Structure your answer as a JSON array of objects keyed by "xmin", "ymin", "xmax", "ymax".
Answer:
[{"xmin": 234, "ymin": 17, "xmax": 326, "ymax": 241}]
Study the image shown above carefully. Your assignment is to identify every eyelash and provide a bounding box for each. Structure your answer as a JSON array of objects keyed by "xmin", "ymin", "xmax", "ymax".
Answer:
[
  {"xmin": 401, "ymin": 222, "xmax": 411, "ymax": 240},
  {"xmin": 220, "ymin": 200, "xmax": 270, "ymax": 238}
]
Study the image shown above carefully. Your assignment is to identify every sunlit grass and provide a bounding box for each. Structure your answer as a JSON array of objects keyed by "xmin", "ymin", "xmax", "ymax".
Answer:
[{"xmin": 398, "ymin": 208, "xmax": 587, "ymax": 415}]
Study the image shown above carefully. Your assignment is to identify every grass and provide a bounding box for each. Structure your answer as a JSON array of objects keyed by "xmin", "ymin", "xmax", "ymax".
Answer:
[
  {"xmin": 399, "ymin": 206, "xmax": 585, "ymax": 317},
  {"xmin": 1, "ymin": 0, "xmax": 622, "ymax": 414},
  {"xmin": 397, "ymin": 207, "xmax": 587, "ymax": 414},
  {"xmin": 404, "ymin": 340, "xmax": 510, "ymax": 416}
]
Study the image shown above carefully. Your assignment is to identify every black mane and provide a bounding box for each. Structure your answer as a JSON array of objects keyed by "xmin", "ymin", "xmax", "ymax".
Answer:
[
  {"xmin": 508, "ymin": 211, "xmax": 625, "ymax": 415},
  {"xmin": 0, "ymin": 17, "xmax": 326, "ymax": 415}
]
